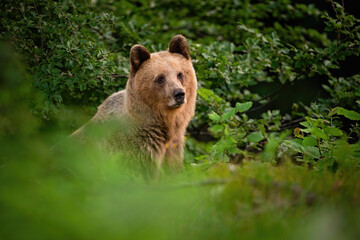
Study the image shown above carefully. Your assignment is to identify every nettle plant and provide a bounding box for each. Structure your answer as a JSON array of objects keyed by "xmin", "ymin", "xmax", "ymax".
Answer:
[{"xmin": 282, "ymin": 103, "xmax": 360, "ymax": 171}]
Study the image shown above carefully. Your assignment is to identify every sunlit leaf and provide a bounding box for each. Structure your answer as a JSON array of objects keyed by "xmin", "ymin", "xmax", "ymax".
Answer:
[
  {"xmin": 197, "ymin": 88, "xmax": 222, "ymax": 102},
  {"xmin": 208, "ymin": 112, "xmax": 221, "ymax": 122},
  {"xmin": 247, "ymin": 132, "xmax": 264, "ymax": 143},
  {"xmin": 329, "ymin": 107, "xmax": 360, "ymax": 120},
  {"xmin": 235, "ymin": 101, "xmax": 253, "ymax": 112},
  {"xmin": 304, "ymin": 146, "xmax": 321, "ymax": 159},
  {"xmin": 221, "ymin": 108, "xmax": 236, "ymax": 121}
]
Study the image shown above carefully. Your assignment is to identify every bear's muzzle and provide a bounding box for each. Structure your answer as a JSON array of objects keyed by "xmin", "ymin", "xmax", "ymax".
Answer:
[{"xmin": 173, "ymin": 88, "xmax": 185, "ymax": 107}]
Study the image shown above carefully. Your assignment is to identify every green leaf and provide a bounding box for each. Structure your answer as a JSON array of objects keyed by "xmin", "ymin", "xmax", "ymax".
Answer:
[
  {"xmin": 356, "ymin": 100, "xmax": 360, "ymax": 105},
  {"xmin": 303, "ymin": 146, "xmax": 321, "ymax": 159},
  {"xmin": 236, "ymin": 101, "xmax": 253, "ymax": 112},
  {"xmin": 197, "ymin": 88, "xmax": 222, "ymax": 102},
  {"xmin": 311, "ymin": 127, "xmax": 329, "ymax": 140},
  {"xmin": 302, "ymin": 136, "xmax": 317, "ymax": 147},
  {"xmin": 247, "ymin": 132, "xmax": 264, "ymax": 143},
  {"xmin": 324, "ymin": 127, "xmax": 343, "ymax": 137},
  {"xmin": 329, "ymin": 107, "xmax": 360, "ymax": 120},
  {"xmin": 221, "ymin": 108, "xmax": 236, "ymax": 121},
  {"xmin": 208, "ymin": 112, "xmax": 221, "ymax": 122},
  {"xmin": 337, "ymin": 108, "xmax": 360, "ymax": 120},
  {"xmin": 283, "ymin": 139, "xmax": 303, "ymax": 153}
]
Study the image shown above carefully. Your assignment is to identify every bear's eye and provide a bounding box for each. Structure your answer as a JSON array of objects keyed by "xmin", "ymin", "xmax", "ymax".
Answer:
[
  {"xmin": 156, "ymin": 76, "xmax": 165, "ymax": 84},
  {"xmin": 177, "ymin": 72, "xmax": 183, "ymax": 81}
]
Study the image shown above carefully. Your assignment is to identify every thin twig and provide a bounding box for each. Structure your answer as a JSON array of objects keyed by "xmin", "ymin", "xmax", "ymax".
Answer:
[{"xmin": 280, "ymin": 118, "xmax": 305, "ymax": 131}]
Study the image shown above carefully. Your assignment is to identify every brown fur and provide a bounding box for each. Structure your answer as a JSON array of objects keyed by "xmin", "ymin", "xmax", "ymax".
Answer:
[{"xmin": 72, "ymin": 35, "xmax": 197, "ymax": 175}]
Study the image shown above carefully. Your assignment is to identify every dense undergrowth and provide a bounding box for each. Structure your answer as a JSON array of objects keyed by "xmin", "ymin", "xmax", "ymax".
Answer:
[{"xmin": 1, "ymin": 0, "xmax": 360, "ymax": 239}]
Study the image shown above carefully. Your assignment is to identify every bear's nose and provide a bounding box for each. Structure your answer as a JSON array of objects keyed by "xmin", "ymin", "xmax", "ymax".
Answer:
[{"xmin": 173, "ymin": 89, "xmax": 185, "ymax": 102}]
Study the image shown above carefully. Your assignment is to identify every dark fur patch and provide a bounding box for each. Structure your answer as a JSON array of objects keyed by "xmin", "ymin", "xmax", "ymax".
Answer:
[{"xmin": 138, "ymin": 124, "xmax": 169, "ymax": 151}]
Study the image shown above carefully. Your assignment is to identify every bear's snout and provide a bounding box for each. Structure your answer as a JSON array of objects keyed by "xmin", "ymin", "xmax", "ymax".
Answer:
[{"xmin": 173, "ymin": 88, "xmax": 185, "ymax": 105}]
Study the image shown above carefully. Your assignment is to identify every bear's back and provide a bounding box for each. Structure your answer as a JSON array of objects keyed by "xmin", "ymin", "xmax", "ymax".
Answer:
[{"xmin": 93, "ymin": 90, "xmax": 126, "ymax": 122}]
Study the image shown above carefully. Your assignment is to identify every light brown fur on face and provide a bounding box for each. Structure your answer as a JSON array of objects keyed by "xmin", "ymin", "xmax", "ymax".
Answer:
[{"xmin": 72, "ymin": 35, "xmax": 197, "ymax": 176}]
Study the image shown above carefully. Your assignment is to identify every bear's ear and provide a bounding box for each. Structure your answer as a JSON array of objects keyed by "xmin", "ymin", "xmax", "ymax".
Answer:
[
  {"xmin": 130, "ymin": 44, "xmax": 151, "ymax": 74},
  {"xmin": 169, "ymin": 35, "xmax": 190, "ymax": 60}
]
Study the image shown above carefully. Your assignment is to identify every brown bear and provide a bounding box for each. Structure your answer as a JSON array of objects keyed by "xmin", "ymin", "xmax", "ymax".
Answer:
[{"xmin": 72, "ymin": 35, "xmax": 197, "ymax": 175}]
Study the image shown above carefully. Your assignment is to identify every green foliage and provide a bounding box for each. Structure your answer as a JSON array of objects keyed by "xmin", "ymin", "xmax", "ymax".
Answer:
[
  {"xmin": 282, "ymin": 106, "xmax": 360, "ymax": 171},
  {"xmin": 1, "ymin": 0, "xmax": 360, "ymax": 239},
  {"xmin": 1, "ymin": 0, "xmax": 136, "ymax": 119}
]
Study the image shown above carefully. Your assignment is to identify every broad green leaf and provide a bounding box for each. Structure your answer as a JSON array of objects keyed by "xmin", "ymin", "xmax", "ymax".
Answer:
[
  {"xmin": 283, "ymin": 139, "xmax": 303, "ymax": 153},
  {"xmin": 247, "ymin": 132, "xmax": 264, "ymax": 143},
  {"xmin": 324, "ymin": 127, "xmax": 343, "ymax": 137},
  {"xmin": 356, "ymin": 100, "xmax": 360, "ymax": 105},
  {"xmin": 329, "ymin": 107, "xmax": 360, "ymax": 120},
  {"xmin": 302, "ymin": 136, "xmax": 317, "ymax": 147},
  {"xmin": 304, "ymin": 146, "xmax": 321, "ymax": 159},
  {"xmin": 236, "ymin": 101, "xmax": 253, "ymax": 112},
  {"xmin": 311, "ymin": 127, "xmax": 329, "ymax": 140},
  {"xmin": 208, "ymin": 112, "xmax": 221, "ymax": 122},
  {"xmin": 337, "ymin": 108, "xmax": 360, "ymax": 120},
  {"xmin": 197, "ymin": 88, "xmax": 222, "ymax": 102},
  {"xmin": 221, "ymin": 108, "xmax": 236, "ymax": 121}
]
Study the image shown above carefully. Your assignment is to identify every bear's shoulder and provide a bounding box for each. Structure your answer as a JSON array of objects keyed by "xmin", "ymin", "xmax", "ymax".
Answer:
[{"xmin": 93, "ymin": 90, "xmax": 126, "ymax": 121}]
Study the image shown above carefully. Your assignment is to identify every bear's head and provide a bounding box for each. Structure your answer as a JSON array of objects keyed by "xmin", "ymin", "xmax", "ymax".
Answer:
[{"xmin": 127, "ymin": 35, "xmax": 197, "ymax": 114}]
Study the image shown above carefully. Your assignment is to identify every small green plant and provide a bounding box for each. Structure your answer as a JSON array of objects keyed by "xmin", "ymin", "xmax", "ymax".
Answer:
[
  {"xmin": 282, "ymin": 105, "xmax": 360, "ymax": 171},
  {"xmin": 196, "ymin": 88, "xmax": 288, "ymax": 163}
]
